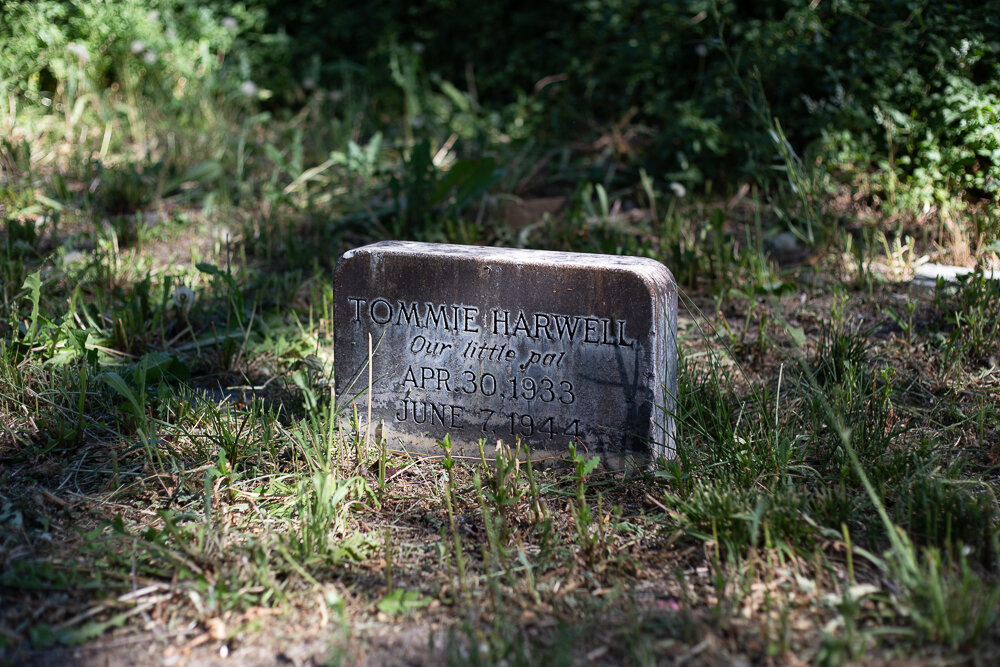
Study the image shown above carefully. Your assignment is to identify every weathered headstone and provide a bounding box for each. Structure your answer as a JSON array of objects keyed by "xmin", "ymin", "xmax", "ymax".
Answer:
[{"xmin": 333, "ymin": 241, "xmax": 677, "ymax": 468}]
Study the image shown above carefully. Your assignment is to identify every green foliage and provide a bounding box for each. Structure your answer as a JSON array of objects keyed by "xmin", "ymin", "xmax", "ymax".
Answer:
[
  {"xmin": 2, "ymin": 216, "xmax": 44, "ymax": 260},
  {"xmin": 0, "ymin": 559, "xmax": 78, "ymax": 591},
  {"xmin": 894, "ymin": 468, "xmax": 998, "ymax": 565},
  {"xmin": 389, "ymin": 139, "xmax": 499, "ymax": 240},
  {"xmin": 197, "ymin": 0, "xmax": 1000, "ymax": 208},
  {"xmin": 0, "ymin": 0, "xmax": 258, "ymax": 108},
  {"xmin": 5, "ymin": 0, "xmax": 998, "ymax": 220},
  {"xmin": 673, "ymin": 481, "xmax": 810, "ymax": 553},
  {"xmin": 934, "ymin": 268, "xmax": 1000, "ymax": 365},
  {"xmin": 567, "ymin": 441, "xmax": 610, "ymax": 565},
  {"xmin": 289, "ymin": 473, "xmax": 373, "ymax": 564},
  {"xmin": 477, "ymin": 439, "xmax": 527, "ymax": 546},
  {"xmin": 813, "ymin": 3, "xmax": 1000, "ymax": 206},
  {"xmin": 376, "ymin": 589, "xmax": 433, "ymax": 616},
  {"xmin": 839, "ymin": 424, "xmax": 1000, "ymax": 648}
]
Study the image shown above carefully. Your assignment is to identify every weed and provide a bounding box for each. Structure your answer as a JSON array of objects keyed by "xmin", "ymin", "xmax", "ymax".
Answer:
[
  {"xmin": 847, "ymin": 431, "xmax": 1000, "ymax": 647},
  {"xmin": 388, "ymin": 139, "xmax": 498, "ymax": 241},
  {"xmin": 477, "ymin": 438, "xmax": 525, "ymax": 545},
  {"xmin": 934, "ymin": 268, "xmax": 1000, "ymax": 367},
  {"xmin": 804, "ymin": 325, "xmax": 898, "ymax": 477},
  {"xmin": 438, "ymin": 434, "xmax": 469, "ymax": 605},
  {"xmin": 567, "ymin": 442, "xmax": 609, "ymax": 565},
  {"xmin": 893, "ymin": 466, "xmax": 998, "ymax": 565}
]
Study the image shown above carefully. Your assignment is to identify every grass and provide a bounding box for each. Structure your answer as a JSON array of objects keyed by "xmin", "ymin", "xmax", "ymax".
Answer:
[
  {"xmin": 2, "ymin": 226, "xmax": 997, "ymax": 665},
  {"xmin": 2, "ymin": 6, "xmax": 1000, "ymax": 663}
]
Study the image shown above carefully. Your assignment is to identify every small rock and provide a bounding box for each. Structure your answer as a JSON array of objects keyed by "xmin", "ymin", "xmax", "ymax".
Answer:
[
  {"xmin": 765, "ymin": 231, "xmax": 808, "ymax": 264},
  {"xmin": 911, "ymin": 263, "xmax": 999, "ymax": 289}
]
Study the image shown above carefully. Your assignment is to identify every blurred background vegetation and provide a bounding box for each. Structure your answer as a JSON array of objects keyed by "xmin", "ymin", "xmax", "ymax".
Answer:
[{"xmin": 2, "ymin": 0, "xmax": 999, "ymax": 258}]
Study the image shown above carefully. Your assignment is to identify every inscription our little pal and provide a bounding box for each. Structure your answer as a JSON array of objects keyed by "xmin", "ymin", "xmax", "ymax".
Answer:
[{"xmin": 333, "ymin": 242, "xmax": 677, "ymax": 468}]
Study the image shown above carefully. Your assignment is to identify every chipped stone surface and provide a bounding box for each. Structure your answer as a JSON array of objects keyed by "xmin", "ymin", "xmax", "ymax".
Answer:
[{"xmin": 334, "ymin": 241, "xmax": 677, "ymax": 468}]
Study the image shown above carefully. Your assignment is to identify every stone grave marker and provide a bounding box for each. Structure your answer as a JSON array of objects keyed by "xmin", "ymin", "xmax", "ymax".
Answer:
[{"xmin": 333, "ymin": 241, "xmax": 677, "ymax": 467}]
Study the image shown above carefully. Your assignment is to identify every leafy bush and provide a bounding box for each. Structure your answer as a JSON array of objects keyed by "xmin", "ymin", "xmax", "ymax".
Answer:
[
  {"xmin": 0, "ymin": 0, "xmax": 260, "ymax": 112},
  {"xmin": 234, "ymin": 1, "xmax": 998, "ymax": 207},
  {"xmin": 4, "ymin": 0, "xmax": 999, "ymax": 213}
]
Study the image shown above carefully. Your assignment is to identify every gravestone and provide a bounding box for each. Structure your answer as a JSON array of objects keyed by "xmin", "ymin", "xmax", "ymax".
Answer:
[{"xmin": 333, "ymin": 241, "xmax": 677, "ymax": 468}]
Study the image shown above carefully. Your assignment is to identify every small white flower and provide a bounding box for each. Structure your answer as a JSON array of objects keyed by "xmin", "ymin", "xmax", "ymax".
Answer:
[
  {"xmin": 412, "ymin": 42, "xmax": 425, "ymax": 54},
  {"xmin": 240, "ymin": 80, "xmax": 259, "ymax": 97},
  {"xmin": 147, "ymin": 10, "xmax": 160, "ymax": 21},
  {"xmin": 143, "ymin": 51, "xmax": 158, "ymax": 65},
  {"xmin": 173, "ymin": 286, "xmax": 196, "ymax": 311},
  {"xmin": 695, "ymin": 43, "xmax": 708, "ymax": 58},
  {"xmin": 222, "ymin": 16, "xmax": 238, "ymax": 30},
  {"xmin": 131, "ymin": 40, "xmax": 145, "ymax": 54},
  {"xmin": 669, "ymin": 182, "xmax": 686, "ymax": 198},
  {"xmin": 67, "ymin": 42, "xmax": 90, "ymax": 64},
  {"xmin": 302, "ymin": 77, "xmax": 315, "ymax": 90}
]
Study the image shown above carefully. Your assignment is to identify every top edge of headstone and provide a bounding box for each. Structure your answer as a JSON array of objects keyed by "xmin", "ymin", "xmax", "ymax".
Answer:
[{"xmin": 339, "ymin": 241, "xmax": 676, "ymax": 286}]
